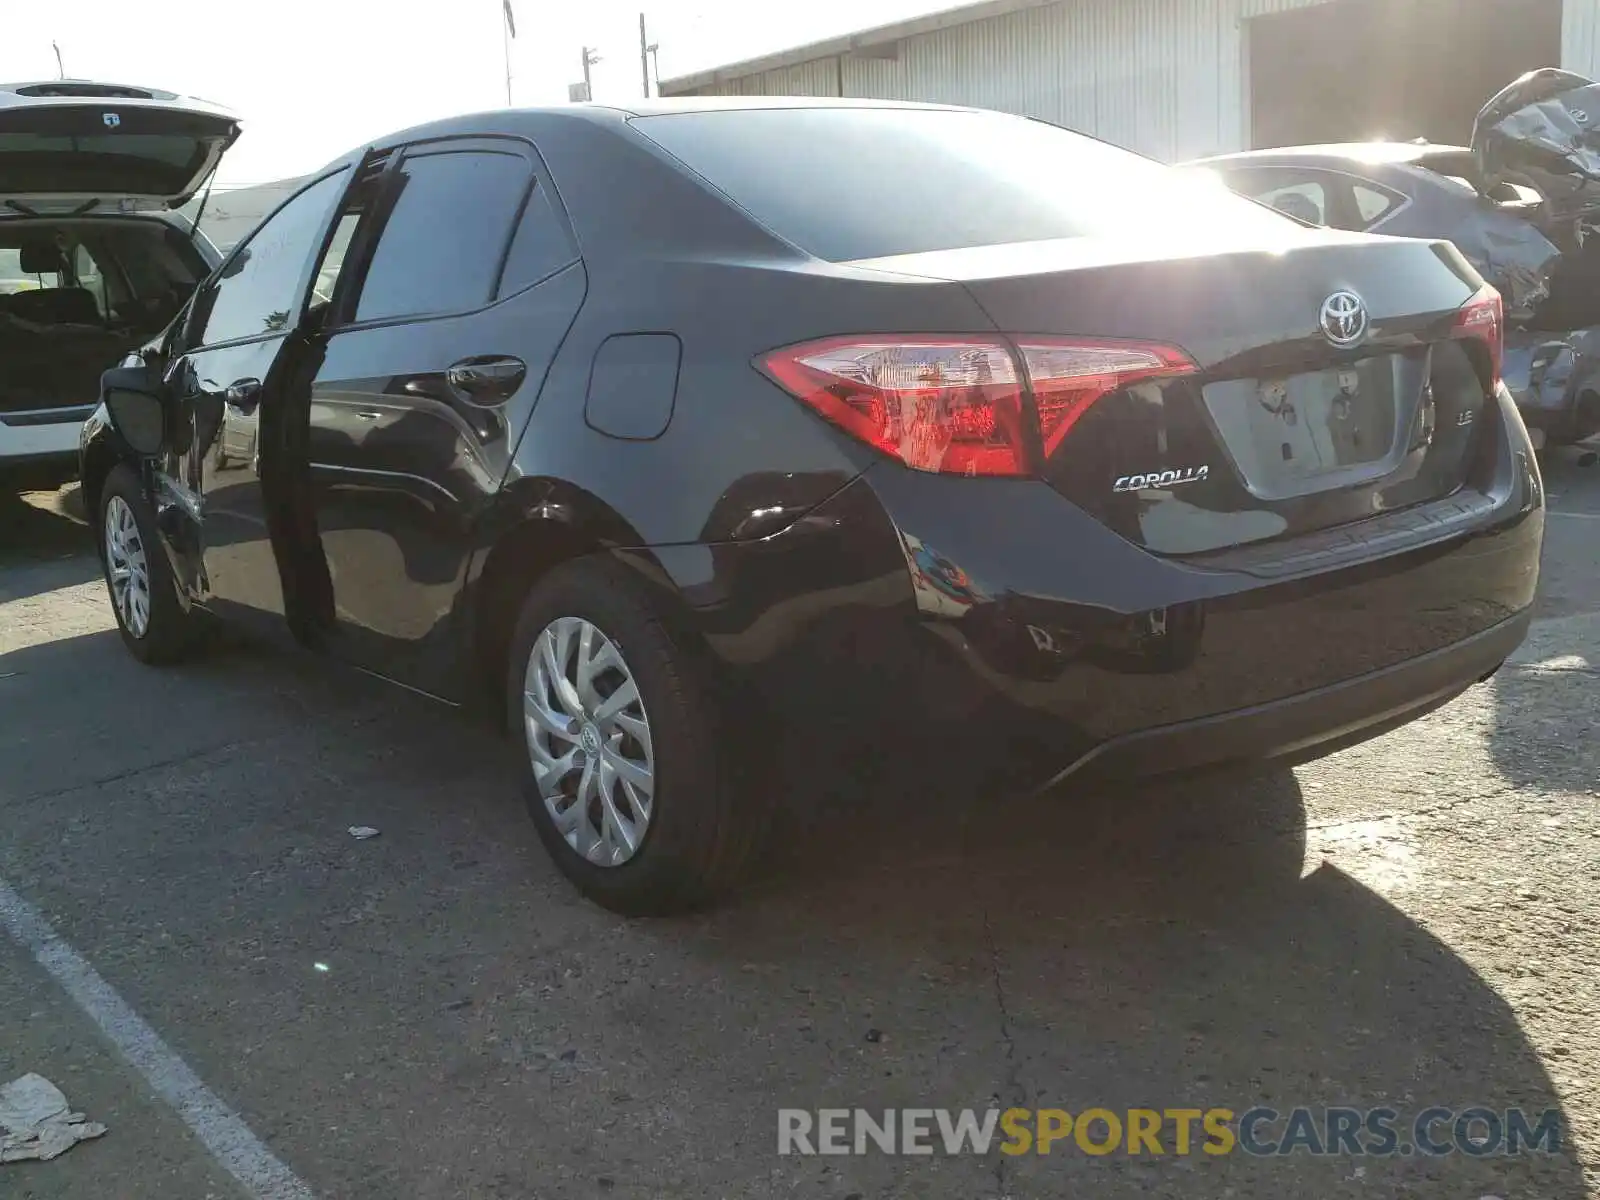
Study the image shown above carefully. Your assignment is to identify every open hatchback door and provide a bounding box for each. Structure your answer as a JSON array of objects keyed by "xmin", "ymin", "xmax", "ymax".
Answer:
[
  {"xmin": 0, "ymin": 80, "xmax": 238, "ymax": 493},
  {"xmin": 0, "ymin": 80, "xmax": 240, "ymax": 214}
]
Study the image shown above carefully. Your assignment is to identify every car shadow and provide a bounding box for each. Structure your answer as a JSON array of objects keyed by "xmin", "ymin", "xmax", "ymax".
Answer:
[
  {"xmin": 1485, "ymin": 446, "xmax": 1599, "ymax": 792},
  {"xmin": 0, "ymin": 486, "xmax": 99, "ymax": 602},
  {"xmin": 0, "ymin": 628, "xmax": 1582, "ymax": 1199},
  {"xmin": 646, "ymin": 742, "xmax": 1583, "ymax": 1196}
]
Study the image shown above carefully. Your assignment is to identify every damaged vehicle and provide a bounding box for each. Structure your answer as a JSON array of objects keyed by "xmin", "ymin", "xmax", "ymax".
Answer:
[
  {"xmin": 81, "ymin": 97, "xmax": 1542, "ymax": 915},
  {"xmin": 1189, "ymin": 67, "xmax": 1600, "ymax": 452},
  {"xmin": 0, "ymin": 80, "xmax": 234, "ymax": 494}
]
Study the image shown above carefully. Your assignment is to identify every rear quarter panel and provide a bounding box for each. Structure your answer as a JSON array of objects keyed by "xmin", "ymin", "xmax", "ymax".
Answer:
[{"xmin": 500, "ymin": 115, "xmax": 1003, "ymax": 550}]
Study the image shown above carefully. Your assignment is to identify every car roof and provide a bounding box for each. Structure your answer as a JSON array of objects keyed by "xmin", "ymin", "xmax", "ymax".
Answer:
[{"xmin": 307, "ymin": 96, "xmax": 989, "ymax": 176}]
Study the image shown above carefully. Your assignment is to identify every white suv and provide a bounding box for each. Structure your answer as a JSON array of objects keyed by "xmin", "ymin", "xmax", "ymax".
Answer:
[{"xmin": 0, "ymin": 80, "xmax": 234, "ymax": 493}]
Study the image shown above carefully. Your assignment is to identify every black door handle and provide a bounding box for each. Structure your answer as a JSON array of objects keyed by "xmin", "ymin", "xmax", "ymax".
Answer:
[
  {"xmin": 224, "ymin": 378, "xmax": 262, "ymax": 414},
  {"xmin": 446, "ymin": 356, "xmax": 526, "ymax": 406}
]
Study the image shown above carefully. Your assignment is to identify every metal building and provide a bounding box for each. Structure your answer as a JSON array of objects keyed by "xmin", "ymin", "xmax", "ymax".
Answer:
[{"xmin": 661, "ymin": 0, "xmax": 1592, "ymax": 161}]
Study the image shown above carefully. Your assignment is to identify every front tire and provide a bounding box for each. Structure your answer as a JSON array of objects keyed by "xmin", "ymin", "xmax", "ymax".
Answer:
[
  {"xmin": 99, "ymin": 464, "xmax": 196, "ymax": 665},
  {"xmin": 506, "ymin": 557, "xmax": 761, "ymax": 916}
]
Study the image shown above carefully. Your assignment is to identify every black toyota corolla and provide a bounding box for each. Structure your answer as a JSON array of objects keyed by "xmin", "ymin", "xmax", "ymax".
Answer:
[{"xmin": 79, "ymin": 97, "xmax": 1544, "ymax": 914}]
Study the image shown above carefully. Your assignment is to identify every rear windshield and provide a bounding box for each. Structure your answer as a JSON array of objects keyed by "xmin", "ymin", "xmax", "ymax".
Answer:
[
  {"xmin": 0, "ymin": 134, "xmax": 210, "ymax": 197},
  {"xmin": 632, "ymin": 107, "xmax": 1292, "ymax": 262}
]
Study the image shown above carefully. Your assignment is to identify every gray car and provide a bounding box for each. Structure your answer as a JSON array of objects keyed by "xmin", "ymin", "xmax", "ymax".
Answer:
[{"xmin": 1187, "ymin": 67, "xmax": 1600, "ymax": 451}]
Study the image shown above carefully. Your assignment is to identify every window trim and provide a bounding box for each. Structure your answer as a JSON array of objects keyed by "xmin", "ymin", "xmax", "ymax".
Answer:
[
  {"xmin": 326, "ymin": 134, "xmax": 578, "ymax": 335},
  {"xmin": 312, "ymin": 148, "xmax": 402, "ymax": 331}
]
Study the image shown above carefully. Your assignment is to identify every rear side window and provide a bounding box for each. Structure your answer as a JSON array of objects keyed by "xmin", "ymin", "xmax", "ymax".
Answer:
[
  {"xmin": 497, "ymin": 182, "xmax": 576, "ymax": 297},
  {"xmin": 354, "ymin": 149, "xmax": 532, "ymax": 323},
  {"xmin": 631, "ymin": 108, "xmax": 1289, "ymax": 262},
  {"xmin": 1352, "ymin": 182, "xmax": 1403, "ymax": 227}
]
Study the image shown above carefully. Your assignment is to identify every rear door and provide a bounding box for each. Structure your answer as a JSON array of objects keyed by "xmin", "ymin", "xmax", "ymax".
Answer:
[
  {"xmin": 302, "ymin": 136, "xmax": 584, "ymax": 693},
  {"xmin": 0, "ymin": 81, "xmax": 238, "ymax": 211},
  {"xmin": 164, "ymin": 167, "xmax": 352, "ymax": 636}
]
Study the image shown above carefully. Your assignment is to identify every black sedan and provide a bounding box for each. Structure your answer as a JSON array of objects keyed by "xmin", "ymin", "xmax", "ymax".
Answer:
[{"xmin": 80, "ymin": 97, "xmax": 1543, "ymax": 914}]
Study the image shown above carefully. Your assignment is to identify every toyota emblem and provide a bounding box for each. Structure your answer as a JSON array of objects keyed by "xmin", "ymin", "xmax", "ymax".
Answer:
[{"xmin": 1319, "ymin": 290, "xmax": 1369, "ymax": 348}]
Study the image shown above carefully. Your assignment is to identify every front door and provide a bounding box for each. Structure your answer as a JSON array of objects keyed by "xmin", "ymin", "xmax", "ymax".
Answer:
[
  {"xmin": 168, "ymin": 167, "xmax": 351, "ymax": 636},
  {"xmin": 302, "ymin": 138, "xmax": 584, "ymax": 694}
]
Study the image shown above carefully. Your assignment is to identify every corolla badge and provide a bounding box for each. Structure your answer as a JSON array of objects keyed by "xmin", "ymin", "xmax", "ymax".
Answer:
[
  {"xmin": 1113, "ymin": 465, "xmax": 1210, "ymax": 493},
  {"xmin": 1320, "ymin": 290, "xmax": 1369, "ymax": 348}
]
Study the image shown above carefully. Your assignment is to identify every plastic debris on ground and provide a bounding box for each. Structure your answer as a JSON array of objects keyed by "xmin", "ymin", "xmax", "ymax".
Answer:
[
  {"xmin": 348, "ymin": 826, "xmax": 380, "ymax": 840},
  {"xmin": 0, "ymin": 1073, "xmax": 107, "ymax": 1164}
]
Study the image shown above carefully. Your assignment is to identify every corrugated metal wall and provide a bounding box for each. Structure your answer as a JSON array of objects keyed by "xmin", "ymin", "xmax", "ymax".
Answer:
[
  {"xmin": 1565, "ymin": 0, "xmax": 1600, "ymax": 74},
  {"xmin": 682, "ymin": 0, "xmax": 1262, "ymax": 159},
  {"xmin": 673, "ymin": 0, "xmax": 1600, "ymax": 158}
]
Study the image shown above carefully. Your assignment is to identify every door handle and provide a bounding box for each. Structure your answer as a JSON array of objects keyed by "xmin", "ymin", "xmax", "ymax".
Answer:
[
  {"xmin": 446, "ymin": 355, "xmax": 526, "ymax": 406},
  {"xmin": 224, "ymin": 378, "xmax": 262, "ymax": 414}
]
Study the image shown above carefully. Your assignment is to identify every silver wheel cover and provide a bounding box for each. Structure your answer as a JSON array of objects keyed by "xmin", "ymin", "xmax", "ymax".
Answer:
[
  {"xmin": 523, "ymin": 616, "xmax": 656, "ymax": 867},
  {"xmin": 104, "ymin": 495, "xmax": 151, "ymax": 639}
]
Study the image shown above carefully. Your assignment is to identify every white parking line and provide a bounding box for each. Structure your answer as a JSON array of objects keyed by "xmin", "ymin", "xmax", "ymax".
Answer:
[
  {"xmin": 1547, "ymin": 510, "xmax": 1600, "ymax": 519},
  {"xmin": 0, "ymin": 877, "xmax": 315, "ymax": 1200}
]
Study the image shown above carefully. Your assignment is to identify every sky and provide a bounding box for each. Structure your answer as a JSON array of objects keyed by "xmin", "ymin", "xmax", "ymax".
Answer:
[{"xmin": 4, "ymin": 0, "xmax": 948, "ymax": 186}]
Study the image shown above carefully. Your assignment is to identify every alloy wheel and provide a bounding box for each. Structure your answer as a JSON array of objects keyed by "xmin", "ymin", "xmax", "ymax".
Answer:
[
  {"xmin": 104, "ymin": 495, "xmax": 151, "ymax": 639},
  {"xmin": 523, "ymin": 616, "xmax": 656, "ymax": 866}
]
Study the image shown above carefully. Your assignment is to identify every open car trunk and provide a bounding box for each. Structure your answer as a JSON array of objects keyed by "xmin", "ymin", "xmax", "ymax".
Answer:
[
  {"xmin": 0, "ymin": 217, "xmax": 210, "ymax": 415},
  {"xmin": 0, "ymin": 80, "xmax": 237, "ymax": 419}
]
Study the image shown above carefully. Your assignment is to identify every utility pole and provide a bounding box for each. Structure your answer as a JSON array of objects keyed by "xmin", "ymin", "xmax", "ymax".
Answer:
[
  {"xmin": 638, "ymin": 14, "xmax": 655, "ymax": 99},
  {"xmin": 582, "ymin": 46, "xmax": 601, "ymax": 101},
  {"xmin": 502, "ymin": 26, "xmax": 513, "ymax": 106}
]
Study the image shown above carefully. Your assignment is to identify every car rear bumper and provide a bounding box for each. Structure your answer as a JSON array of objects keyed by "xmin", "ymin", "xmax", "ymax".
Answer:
[
  {"xmin": 0, "ymin": 405, "xmax": 93, "ymax": 474},
  {"xmin": 1049, "ymin": 609, "xmax": 1526, "ymax": 786},
  {"xmin": 644, "ymin": 385, "xmax": 1543, "ymax": 783}
]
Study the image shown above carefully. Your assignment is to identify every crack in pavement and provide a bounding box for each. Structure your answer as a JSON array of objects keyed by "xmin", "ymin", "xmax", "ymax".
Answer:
[{"xmin": 982, "ymin": 906, "xmax": 1023, "ymax": 1200}]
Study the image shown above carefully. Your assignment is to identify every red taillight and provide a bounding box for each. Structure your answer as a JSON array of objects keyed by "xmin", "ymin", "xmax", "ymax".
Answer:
[
  {"xmin": 759, "ymin": 335, "xmax": 1197, "ymax": 476},
  {"xmin": 759, "ymin": 336, "xmax": 1029, "ymax": 476},
  {"xmin": 1015, "ymin": 338, "xmax": 1198, "ymax": 456},
  {"xmin": 1453, "ymin": 284, "xmax": 1503, "ymax": 387}
]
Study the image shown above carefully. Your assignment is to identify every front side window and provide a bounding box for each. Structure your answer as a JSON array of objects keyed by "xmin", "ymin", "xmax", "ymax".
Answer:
[
  {"xmin": 353, "ymin": 149, "xmax": 532, "ymax": 323},
  {"xmin": 194, "ymin": 168, "xmax": 349, "ymax": 347}
]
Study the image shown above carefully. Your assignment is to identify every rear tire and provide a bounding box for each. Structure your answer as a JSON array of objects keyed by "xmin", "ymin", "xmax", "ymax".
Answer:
[
  {"xmin": 506, "ymin": 557, "xmax": 761, "ymax": 916},
  {"xmin": 98, "ymin": 464, "xmax": 197, "ymax": 665}
]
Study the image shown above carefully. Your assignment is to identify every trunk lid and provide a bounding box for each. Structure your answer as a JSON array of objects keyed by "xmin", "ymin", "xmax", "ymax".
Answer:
[
  {"xmin": 0, "ymin": 80, "xmax": 240, "ymax": 213},
  {"xmin": 851, "ymin": 229, "xmax": 1496, "ymax": 557}
]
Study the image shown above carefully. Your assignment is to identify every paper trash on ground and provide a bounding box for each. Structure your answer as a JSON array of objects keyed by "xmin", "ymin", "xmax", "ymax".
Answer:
[{"xmin": 0, "ymin": 1073, "xmax": 107, "ymax": 1163}]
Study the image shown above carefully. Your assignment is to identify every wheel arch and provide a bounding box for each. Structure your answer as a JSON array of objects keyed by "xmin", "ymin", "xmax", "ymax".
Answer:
[
  {"xmin": 79, "ymin": 435, "xmax": 129, "ymax": 542},
  {"xmin": 465, "ymin": 477, "xmax": 695, "ymax": 719}
]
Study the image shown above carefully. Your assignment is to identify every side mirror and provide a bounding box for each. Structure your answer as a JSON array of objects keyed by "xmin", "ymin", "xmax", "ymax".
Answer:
[{"xmin": 100, "ymin": 365, "xmax": 169, "ymax": 457}]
